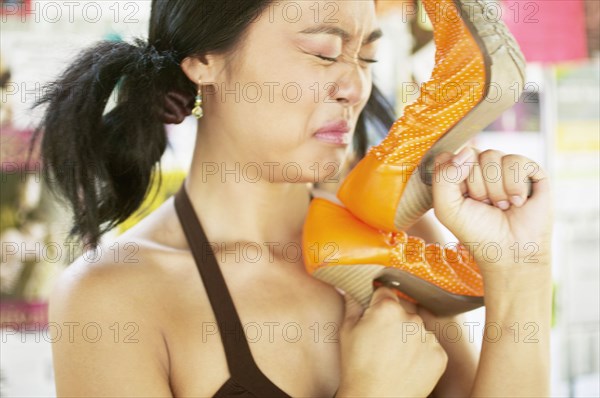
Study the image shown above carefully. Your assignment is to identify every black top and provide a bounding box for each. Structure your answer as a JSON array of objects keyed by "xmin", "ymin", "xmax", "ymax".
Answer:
[{"xmin": 173, "ymin": 182, "xmax": 296, "ymax": 397}]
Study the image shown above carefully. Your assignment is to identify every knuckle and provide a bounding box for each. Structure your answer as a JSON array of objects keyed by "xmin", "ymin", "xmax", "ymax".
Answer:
[
  {"xmin": 502, "ymin": 154, "xmax": 524, "ymax": 166},
  {"xmin": 482, "ymin": 167, "xmax": 503, "ymax": 186},
  {"xmin": 479, "ymin": 149, "xmax": 500, "ymax": 159},
  {"xmin": 372, "ymin": 298, "xmax": 402, "ymax": 318},
  {"xmin": 427, "ymin": 336, "xmax": 446, "ymax": 355},
  {"xmin": 436, "ymin": 347, "xmax": 449, "ymax": 367},
  {"xmin": 468, "ymin": 187, "xmax": 487, "ymax": 198},
  {"xmin": 440, "ymin": 346, "xmax": 449, "ymax": 361},
  {"xmin": 536, "ymin": 163, "xmax": 546, "ymax": 173},
  {"xmin": 377, "ymin": 297, "xmax": 401, "ymax": 310},
  {"xmin": 406, "ymin": 313, "xmax": 423, "ymax": 323}
]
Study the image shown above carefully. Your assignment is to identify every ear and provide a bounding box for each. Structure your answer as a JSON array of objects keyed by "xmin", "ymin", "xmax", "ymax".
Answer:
[{"xmin": 180, "ymin": 54, "xmax": 223, "ymax": 87}]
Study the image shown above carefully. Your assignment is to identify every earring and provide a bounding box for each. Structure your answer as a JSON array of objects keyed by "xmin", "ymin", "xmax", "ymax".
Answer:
[{"xmin": 191, "ymin": 82, "xmax": 203, "ymax": 119}]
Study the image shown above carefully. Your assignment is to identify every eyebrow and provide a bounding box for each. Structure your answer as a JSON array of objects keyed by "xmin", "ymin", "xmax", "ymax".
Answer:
[{"xmin": 298, "ymin": 25, "xmax": 383, "ymax": 45}]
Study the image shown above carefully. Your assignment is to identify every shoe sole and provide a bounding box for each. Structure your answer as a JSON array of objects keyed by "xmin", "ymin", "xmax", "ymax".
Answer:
[
  {"xmin": 394, "ymin": 0, "xmax": 527, "ymax": 230},
  {"xmin": 313, "ymin": 264, "xmax": 483, "ymax": 316},
  {"xmin": 305, "ymin": 199, "xmax": 484, "ymax": 315}
]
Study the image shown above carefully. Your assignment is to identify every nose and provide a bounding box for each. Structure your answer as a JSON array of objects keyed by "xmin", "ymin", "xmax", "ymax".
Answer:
[{"xmin": 331, "ymin": 56, "xmax": 371, "ymax": 108}]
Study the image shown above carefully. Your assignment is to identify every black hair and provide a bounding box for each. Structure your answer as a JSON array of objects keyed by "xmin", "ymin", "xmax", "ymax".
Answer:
[{"xmin": 29, "ymin": 0, "xmax": 396, "ymax": 249}]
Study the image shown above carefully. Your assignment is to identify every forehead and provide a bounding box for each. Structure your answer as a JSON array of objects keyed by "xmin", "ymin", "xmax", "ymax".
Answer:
[{"xmin": 264, "ymin": 0, "xmax": 379, "ymax": 39}]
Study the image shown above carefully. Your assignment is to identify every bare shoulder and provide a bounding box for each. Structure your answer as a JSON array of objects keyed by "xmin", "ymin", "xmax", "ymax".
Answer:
[{"xmin": 48, "ymin": 231, "xmax": 183, "ymax": 396}]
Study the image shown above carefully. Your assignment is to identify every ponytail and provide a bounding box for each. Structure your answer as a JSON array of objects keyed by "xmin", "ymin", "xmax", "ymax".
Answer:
[
  {"xmin": 28, "ymin": 1, "xmax": 397, "ymax": 251},
  {"xmin": 30, "ymin": 38, "xmax": 190, "ymax": 249}
]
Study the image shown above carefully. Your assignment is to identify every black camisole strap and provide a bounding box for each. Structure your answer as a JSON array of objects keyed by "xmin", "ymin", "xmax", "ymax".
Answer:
[{"xmin": 173, "ymin": 181, "xmax": 290, "ymax": 397}]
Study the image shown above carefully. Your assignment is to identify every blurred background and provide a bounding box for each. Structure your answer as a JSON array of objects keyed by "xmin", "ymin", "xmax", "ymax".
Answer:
[{"xmin": 1, "ymin": 0, "xmax": 598, "ymax": 396}]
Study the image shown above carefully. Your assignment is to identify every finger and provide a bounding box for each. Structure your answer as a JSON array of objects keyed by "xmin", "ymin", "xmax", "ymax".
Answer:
[
  {"xmin": 463, "ymin": 151, "xmax": 491, "ymax": 204},
  {"xmin": 417, "ymin": 306, "xmax": 455, "ymax": 331},
  {"xmin": 521, "ymin": 160, "xmax": 551, "ymax": 207},
  {"xmin": 478, "ymin": 149, "xmax": 510, "ymax": 210},
  {"xmin": 453, "ymin": 148, "xmax": 472, "ymax": 199},
  {"xmin": 369, "ymin": 285, "xmax": 400, "ymax": 306},
  {"xmin": 432, "ymin": 147, "xmax": 475, "ymax": 224},
  {"xmin": 501, "ymin": 154, "xmax": 531, "ymax": 207},
  {"xmin": 397, "ymin": 297, "xmax": 418, "ymax": 315},
  {"xmin": 412, "ymin": 308, "xmax": 441, "ymax": 344},
  {"xmin": 339, "ymin": 289, "xmax": 364, "ymax": 329},
  {"xmin": 370, "ymin": 285, "xmax": 418, "ymax": 314}
]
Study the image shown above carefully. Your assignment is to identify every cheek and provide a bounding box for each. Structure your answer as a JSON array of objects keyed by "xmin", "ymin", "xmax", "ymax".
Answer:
[
  {"xmin": 224, "ymin": 71, "xmax": 328, "ymax": 150},
  {"xmin": 234, "ymin": 41, "xmax": 334, "ymax": 107},
  {"xmin": 221, "ymin": 92, "xmax": 310, "ymax": 157}
]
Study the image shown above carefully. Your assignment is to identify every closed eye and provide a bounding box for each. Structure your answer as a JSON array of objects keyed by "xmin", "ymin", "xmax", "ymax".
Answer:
[
  {"xmin": 315, "ymin": 54, "xmax": 338, "ymax": 62},
  {"xmin": 315, "ymin": 54, "xmax": 379, "ymax": 64}
]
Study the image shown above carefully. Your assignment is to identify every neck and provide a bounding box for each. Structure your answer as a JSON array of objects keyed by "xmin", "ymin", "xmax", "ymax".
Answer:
[{"xmin": 185, "ymin": 145, "xmax": 312, "ymax": 251}]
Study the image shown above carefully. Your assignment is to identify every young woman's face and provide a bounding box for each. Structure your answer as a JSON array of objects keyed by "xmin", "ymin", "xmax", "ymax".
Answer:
[{"xmin": 203, "ymin": 0, "xmax": 381, "ymax": 183}]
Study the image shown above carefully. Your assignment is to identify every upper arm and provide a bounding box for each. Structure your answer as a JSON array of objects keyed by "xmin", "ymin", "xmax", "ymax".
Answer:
[{"xmin": 49, "ymin": 257, "xmax": 173, "ymax": 397}]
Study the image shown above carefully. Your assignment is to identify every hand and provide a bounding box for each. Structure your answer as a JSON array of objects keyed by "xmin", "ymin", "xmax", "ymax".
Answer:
[
  {"xmin": 417, "ymin": 307, "xmax": 478, "ymax": 397},
  {"xmin": 431, "ymin": 147, "xmax": 553, "ymax": 278},
  {"xmin": 335, "ymin": 287, "xmax": 448, "ymax": 397}
]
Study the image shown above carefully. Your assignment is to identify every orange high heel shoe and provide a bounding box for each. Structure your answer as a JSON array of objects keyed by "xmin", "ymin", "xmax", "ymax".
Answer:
[
  {"xmin": 302, "ymin": 0, "xmax": 527, "ymax": 315},
  {"xmin": 338, "ymin": 0, "xmax": 526, "ymax": 232},
  {"xmin": 303, "ymin": 198, "xmax": 483, "ymax": 316}
]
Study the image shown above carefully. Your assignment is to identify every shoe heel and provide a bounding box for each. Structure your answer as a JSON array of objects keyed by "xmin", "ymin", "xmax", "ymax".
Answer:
[
  {"xmin": 337, "ymin": 0, "xmax": 528, "ymax": 232},
  {"xmin": 303, "ymin": 198, "xmax": 485, "ymax": 314},
  {"xmin": 394, "ymin": 0, "xmax": 528, "ymax": 230}
]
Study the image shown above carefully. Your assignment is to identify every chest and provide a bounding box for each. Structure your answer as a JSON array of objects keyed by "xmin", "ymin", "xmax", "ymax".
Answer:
[{"xmin": 163, "ymin": 256, "xmax": 344, "ymax": 397}]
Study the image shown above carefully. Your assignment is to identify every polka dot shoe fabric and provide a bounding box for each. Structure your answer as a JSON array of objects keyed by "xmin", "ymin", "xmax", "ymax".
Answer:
[
  {"xmin": 338, "ymin": 0, "xmax": 526, "ymax": 232},
  {"xmin": 303, "ymin": 198, "xmax": 484, "ymax": 316}
]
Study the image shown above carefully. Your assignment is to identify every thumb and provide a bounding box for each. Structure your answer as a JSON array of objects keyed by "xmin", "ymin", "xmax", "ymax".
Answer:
[
  {"xmin": 432, "ymin": 147, "xmax": 475, "ymax": 226},
  {"xmin": 337, "ymin": 288, "xmax": 364, "ymax": 329}
]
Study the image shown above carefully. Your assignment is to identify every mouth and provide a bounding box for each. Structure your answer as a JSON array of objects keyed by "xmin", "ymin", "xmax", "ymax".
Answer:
[{"xmin": 313, "ymin": 120, "xmax": 351, "ymax": 146}]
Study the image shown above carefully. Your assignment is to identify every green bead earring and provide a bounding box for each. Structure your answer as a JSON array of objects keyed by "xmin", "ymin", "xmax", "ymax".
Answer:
[{"xmin": 191, "ymin": 82, "xmax": 203, "ymax": 119}]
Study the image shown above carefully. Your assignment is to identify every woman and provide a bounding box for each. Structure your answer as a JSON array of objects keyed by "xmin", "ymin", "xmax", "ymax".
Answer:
[{"xmin": 34, "ymin": 0, "xmax": 553, "ymax": 396}]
